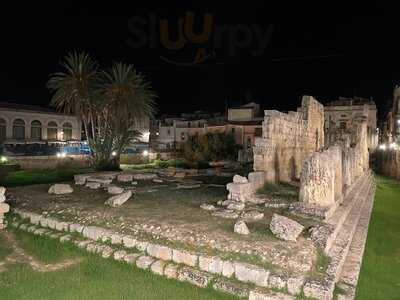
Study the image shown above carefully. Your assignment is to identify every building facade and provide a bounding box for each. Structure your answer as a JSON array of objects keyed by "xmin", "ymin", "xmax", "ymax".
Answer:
[
  {"xmin": 0, "ymin": 102, "xmax": 81, "ymax": 144},
  {"xmin": 324, "ymin": 97, "xmax": 378, "ymax": 150},
  {"xmin": 151, "ymin": 104, "xmax": 263, "ymax": 161},
  {"xmin": 381, "ymin": 86, "xmax": 400, "ymax": 144}
]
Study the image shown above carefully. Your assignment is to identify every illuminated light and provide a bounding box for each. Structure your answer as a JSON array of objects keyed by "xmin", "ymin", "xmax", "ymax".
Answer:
[
  {"xmin": 142, "ymin": 131, "xmax": 150, "ymax": 143},
  {"xmin": 156, "ymin": 132, "xmax": 159, "ymax": 136},
  {"xmin": 389, "ymin": 142, "xmax": 398, "ymax": 149},
  {"xmin": 0, "ymin": 156, "xmax": 7, "ymax": 163},
  {"xmin": 142, "ymin": 150, "xmax": 149, "ymax": 157},
  {"xmin": 57, "ymin": 152, "xmax": 66, "ymax": 158},
  {"xmin": 398, "ymin": 119, "xmax": 400, "ymax": 124},
  {"xmin": 379, "ymin": 144, "xmax": 387, "ymax": 150},
  {"xmin": 111, "ymin": 151, "xmax": 117, "ymax": 157}
]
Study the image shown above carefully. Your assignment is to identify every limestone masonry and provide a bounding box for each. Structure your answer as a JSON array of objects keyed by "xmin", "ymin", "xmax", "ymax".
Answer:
[{"xmin": 253, "ymin": 95, "xmax": 324, "ymax": 183}]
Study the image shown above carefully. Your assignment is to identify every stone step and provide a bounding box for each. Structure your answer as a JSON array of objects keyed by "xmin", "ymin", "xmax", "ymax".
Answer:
[
  {"xmin": 324, "ymin": 173, "xmax": 372, "ymax": 253},
  {"xmin": 326, "ymin": 174, "xmax": 374, "ymax": 280},
  {"xmin": 336, "ymin": 178, "xmax": 376, "ymax": 300},
  {"xmin": 303, "ymin": 174, "xmax": 375, "ymax": 300},
  {"xmin": 9, "ymin": 217, "xmax": 296, "ymax": 300}
]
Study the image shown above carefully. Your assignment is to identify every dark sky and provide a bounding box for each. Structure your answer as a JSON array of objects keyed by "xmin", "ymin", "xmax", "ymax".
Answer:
[{"xmin": 1, "ymin": 2, "xmax": 399, "ymax": 119}]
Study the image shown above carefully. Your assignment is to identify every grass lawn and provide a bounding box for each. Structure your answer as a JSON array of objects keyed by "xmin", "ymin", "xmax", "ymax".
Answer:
[
  {"xmin": 0, "ymin": 168, "xmax": 92, "ymax": 187},
  {"xmin": 356, "ymin": 176, "xmax": 400, "ymax": 299},
  {"xmin": 0, "ymin": 229, "xmax": 237, "ymax": 300}
]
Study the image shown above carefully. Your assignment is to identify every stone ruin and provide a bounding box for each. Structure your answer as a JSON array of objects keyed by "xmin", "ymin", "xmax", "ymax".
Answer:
[
  {"xmin": 226, "ymin": 95, "xmax": 370, "ymax": 220},
  {"xmin": 227, "ymin": 95, "xmax": 325, "ymax": 203},
  {"xmin": 293, "ymin": 119, "xmax": 370, "ymax": 219},
  {"xmin": 253, "ymin": 95, "xmax": 325, "ymax": 183},
  {"xmin": 0, "ymin": 186, "xmax": 9, "ymax": 229}
]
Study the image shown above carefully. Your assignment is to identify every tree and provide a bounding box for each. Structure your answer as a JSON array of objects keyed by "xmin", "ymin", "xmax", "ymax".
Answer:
[
  {"xmin": 48, "ymin": 52, "xmax": 156, "ymax": 170},
  {"xmin": 182, "ymin": 132, "xmax": 241, "ymax": 162}
]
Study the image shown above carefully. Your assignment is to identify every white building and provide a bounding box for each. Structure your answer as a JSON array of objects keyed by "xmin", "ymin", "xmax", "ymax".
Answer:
[
  {"xmin": 0, "ymin": 102, "xmax": 81, "ymax": 144},
  {"xmin": 324, "ymin": 97, "xmax": 378, "ymax": 150}
]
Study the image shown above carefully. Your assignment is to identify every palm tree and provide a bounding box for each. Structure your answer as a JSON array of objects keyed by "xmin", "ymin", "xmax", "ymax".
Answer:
[{"xmin": 48, "ymin": 52, "xmax": 156, "ymax": 170}]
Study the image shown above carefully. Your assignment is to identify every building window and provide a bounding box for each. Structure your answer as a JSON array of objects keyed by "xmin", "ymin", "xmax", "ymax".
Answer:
[
  {"xmin": 255, "ymin": 127, "xmax": 262, "ymax": 137},
  {"xmin": 181, "ymin": 132, "xmax": 185, "ymax": 140},
  {"xmin": 31, "ymin": 120, "xmax": 42, "ymax": 140},
  {"xmin": 231, "ymin": 127, "xmax": 235, "ymax": 133},
  {"xmin": 12, "ymin": 119, "xmax": 25, "ymax": 140},
  {"xmin": 167, "ymin": 129, "xmax": 171, "ymax": 135},
  {"xmin": 47, "ymin": 121, "xmax": 58, "ymax": 140},
  {"xmin": 62, "ymin": 122, "xmax": 73, "ymax": 140},
  {"xmin": 0, "ymin": 118, "xmax": 6, "ymax": 142},
  {"xmin": 340, "ymin": 122, "xmax": 347, "ymax": 130}
]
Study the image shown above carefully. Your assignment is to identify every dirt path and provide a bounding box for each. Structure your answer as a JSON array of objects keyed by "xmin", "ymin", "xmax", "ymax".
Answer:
[{"xmin": 0, "ymin": 231, "xmax": 80, "ymax": 273}]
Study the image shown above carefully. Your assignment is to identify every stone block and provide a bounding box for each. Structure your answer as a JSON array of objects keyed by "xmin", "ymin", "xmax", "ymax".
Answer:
[
  {"xmin": 268, "ymin": 273, "xmax": 287, "ymax": 290},
  {"xmin": 249, "ymin": 290, "xmax": 295, "ymax": 300},
  {"xmin": 110, "ymin": 233, "xmax": 123, "ymax": 245},
  {"xmin": 213, "ymin": 279, "xmax": 249, "ymax": 298},
  {"xmin": 82, "ymin": 226, "xmax": 107, "ymax": 241},
  {"xmin": 85, "ymin": 182, "xmax": 101, "ymax": 189},
  {"xmin": 48, "ymin": 184, "xmax": 73, "ymax": 194},
  {"xmin": 234, "ymin": 262, "xmax": 269, "ymax": 287},
  {"xmin": 74, "ymin": 174, "xmax": 92, "ymax": 185},
  {"xmin": 178, "ymin": 267, "xmax": 212, "ymax": 288},
  {"xmin": 123, "ymin": 253, "xmax": 140, "ymax": 264},
  {"xmin": 69, "ymin": 223, "xmax": 84, "ymax": 233},
  {"xmin": 199, "ymin": 256, "xmax": 223, "ymax": 274},
  {"xmin": 136, "ymin": 241, "xmax": 149, "ymax": 252},
  {"xmin": 303, "ymin": 279, "xmax": 335, "ymax": 300},
  {"xmin": 172, "ymin": 249, "xmax": 198, "ymax": 267},
  {"xmin": 0, "ymin": 203, "xmax": 10, "ymax": 214},
  {"xmin": 233, "ymin": 175, "xmax": 248, "ymax": 184},
  {"xmin": 101, "ymin": 245, "xmax": 114, "ymax": 258},
  {"xmin": 133, "ymin": 173, "xmax": 158, "ymax": 180},
  {"xmin": 105, "ymin": 191, "xmax": 132, "ymax": 207},
  {"xmin": 55, "ymin": 221, "xmax": 70, "ymax": 232},
  {"xmin": 222, "ymin": 261, "xmax": 235, "ymax": 278},
  {"xmin": 287, "ymin": 276, "xmax": 304, "ymax": 295},
  {"xmin": 29, "ymin": 213, "xmax": 41, "ymax": 225},
  {"xmin": 107, "ymin": 185, "xmax": 124, "ymax": 195},
  {"xmin": 146, "ymin": 243, "xmax": 172, "ymax": 261},
  {"xmin": 117, "ymin": 174, "xmax": 133, "ymax": 182},
  {"xmin": 122, "ymin": 235, "xmax": 137, "ymax": 248},
  {"xmin": 227, "ymin": 201, "xmax": 245, "ymax": 211},
  {"xmin": 269, "ymin": 214, "xmax": 304, "ymax": 242},
  {"xmin": 113, "ymin": 250, "xmax": 128, "ymax": 261},
  {"xmin": 151, "ymin": 260, "xmax": 167, "ymax": 275},
  {"xmin": 164, "ymin": 263, "xmax": 179, "ymax": 279},
  {"xmin": 136, "ymin": 256, "xmax": 155, "ymax": 269},
  {"xmin": 234, "ymin": 220, "xmax": 250, "ymax": 235}
]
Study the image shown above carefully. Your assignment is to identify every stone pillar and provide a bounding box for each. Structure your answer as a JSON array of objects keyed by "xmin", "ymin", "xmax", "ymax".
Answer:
[{"xmin": 299, "ymin": 151, "xmax": 335, "ymax": 208}]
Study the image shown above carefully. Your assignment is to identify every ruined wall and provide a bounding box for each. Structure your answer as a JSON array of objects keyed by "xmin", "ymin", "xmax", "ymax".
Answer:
[
  {"xmin": 298, "ymin": 121, "xmax": 369, "ymax": 215},
  {"xmin": 253, "ymin": 96, "xmax": 324, "ymax": 182}
]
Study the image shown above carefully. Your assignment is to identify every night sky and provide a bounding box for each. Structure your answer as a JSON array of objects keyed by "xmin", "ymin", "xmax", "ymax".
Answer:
[{"xmin": 1, "ymin": 2, "xmax": 399, "ymax": 119}]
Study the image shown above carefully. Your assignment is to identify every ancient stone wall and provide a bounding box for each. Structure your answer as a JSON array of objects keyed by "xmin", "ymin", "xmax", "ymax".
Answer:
[
  {"xmin": 298, "ymin": 121, "xmax": 369, "ymax": 216},
  {"xmin": 253, "ymin": 95, "xmax": 324, "ymax": 182}
]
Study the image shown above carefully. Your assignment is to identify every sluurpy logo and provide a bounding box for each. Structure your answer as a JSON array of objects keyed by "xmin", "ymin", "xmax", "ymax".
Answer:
[{"xmin": 127, "ymin": 12, "xmax": 274, "ymax": 65}]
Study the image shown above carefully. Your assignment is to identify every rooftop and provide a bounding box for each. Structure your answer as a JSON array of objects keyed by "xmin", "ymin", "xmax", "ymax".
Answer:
[{"xmin": 0, "ymin": 102, "xmax": 72, "ymax": 116}]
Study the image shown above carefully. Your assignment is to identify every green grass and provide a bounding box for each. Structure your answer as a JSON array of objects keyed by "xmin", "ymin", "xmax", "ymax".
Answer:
[
  {"xmin": 356, "ymin": 176, "xmax": 400, "ymax": 299},
  {"xmin": 257, "ymin": 182, "xmax": 299, "ymax": 201},
  {"xmin": 0, "ymin": 234, "xmax": 12, "ymax": 260},
  {"xmin": 12, "ymin": 230, "xmax": 78, "ymax": 264},
  {"xmin": 0, "ymin": 229, "xmax": 237, "ymax": 300},
  {"xmin": 0, "ymin": 168, "xmax": 92, "ymax": 187}
]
